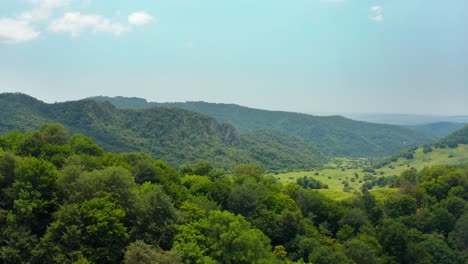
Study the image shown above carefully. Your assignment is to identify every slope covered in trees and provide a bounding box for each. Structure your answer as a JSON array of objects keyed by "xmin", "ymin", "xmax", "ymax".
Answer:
[
  {"xmin": 432, "ymin": 125, "xmax": 468, "ymax": 148},
  {"xmin": 410, "ymin": 122, "xmax": 467, "ymax": 139},
  {"xmin": 0, "ymin": 125, "xmax": 467, "ymax": 264},
  {"xmin": 92, "ymin": 96, "xmax": 433, "ymax": 157},
  {"xmin": 0, "ymin": 93, "xmax": 325, "ymax": 170}
]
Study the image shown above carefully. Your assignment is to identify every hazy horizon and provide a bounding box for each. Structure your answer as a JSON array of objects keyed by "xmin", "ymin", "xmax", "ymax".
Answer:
[{"xmin": 1, "ymin": 0, "xmax": 467, "ymax": 115}]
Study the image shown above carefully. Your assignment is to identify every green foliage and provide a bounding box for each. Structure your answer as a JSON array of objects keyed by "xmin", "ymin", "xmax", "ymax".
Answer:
[
  {"xmin": 0, "ymin": 125, "xmax": 467, "ymax": 264},
  {"xmin": 174, "ymin": 210, "xmax": 273, "ymax": 264},
  {"xmin": 123, "ymin": 240, "xmax": 182, "ymax": 264},
  {"xmin": 130, "ymin": 183, "xmax": 178, "ymax": 250},
  {"xmin": 343, "ymin": 238, "xmax": 380, "ymax": 264},
  {"xmin": 79, "ymin": 196, "xmax": 129, "ymax": 263},
  {"xmin": 296, "ymin": 176, "xmax": 328, "ymax": 189}
]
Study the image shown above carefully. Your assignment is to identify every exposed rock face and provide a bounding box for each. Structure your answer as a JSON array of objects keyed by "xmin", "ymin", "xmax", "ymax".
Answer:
[{"xmin": 219, "ymin": 123, "xmax": 241, "ymax": 146}]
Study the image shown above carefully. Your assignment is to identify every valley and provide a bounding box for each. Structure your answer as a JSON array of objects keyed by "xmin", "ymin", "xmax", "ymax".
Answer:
[{"xmin": 2, "ymin": 1, "xmax": 466, "ymax": 262}]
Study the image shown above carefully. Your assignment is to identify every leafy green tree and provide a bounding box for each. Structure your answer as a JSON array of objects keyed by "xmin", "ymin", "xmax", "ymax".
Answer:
[
  {"xmin": 174, "ymin": 210, "xmax": 273, "ymax": 264},
  {"xmin": 130, "ymin": 183, "xmax": 178, "ymax": 250},
  {"xmin": 79, "ymin": 196, "xmax": 129, "ymax": 264},
  {"xmin": 123, "ymin": 240, "xmax": 182, "ymax": 264},
  {"xmin": 37, "ymin": 123, "xmax": 70, "ymax": 145},
  {"xmin": 340, "ymin": 208, "xmax": 369, "ymax": 230},
  {"xmin": 337, "ymin": 225, "xmax": 355, "ymax": 241},
  {"xmin": 12, "ymin": 157, "xmax": 59, "ymax": 234},
  {"xmin": 448, "ymin": 212, "xmax": 468, "ymax": 250},
  {"xmin": 69, "ymin": 166, "xmax": 136, "ymax": 209},
  {"xmin": 430, "ymin": 207, "xmax": 456, "ymax": 235},
  {"xmin": 130, "ymin": 158, "xmax": 157, "ymax": 185},
  {"xmin": 232, "ymin": 164, "xmax": 264, "ymax": 181},
  {"xmin": 378, "ymin": 218, "xmax": 408, "ymax": 263},
  {"xmin": 0, "ymin": 152, "xmax": 16, "ymax": 210},
  {"xmin": 308, "ymin": 245, "xmax": 353, "ymax": 264},
  {"xmin": 0, "ymin": 130, "xmax": 27, "ymax": 152},
  {"xmin": 18, "ymin": 124, "xmax": 72, "ymax": 167},
  {"xmin": 384, "ymin": 195, "xmax": 417, "ymax": 218},
  {"xmin": 360, "ymin": 192, "xmax": 383, "ymax": 225},
  {"xmin": 0, "ymin": 225, "xmax": 38, "ymax": 264},
  {"xmin": 227, "ymin": 179, "xmax": 266, "ymax": 218},
  {"xmin": 415, "ymin": 234, "xmax": 455, "ymax": 264},
  {"xmin": 192, "ymin": 161, "xmax": 214, "ymax": 176},
  {"xmin": 69, "ymin": 134, "xmax": 104, "ymax": 156},
  {"xmin": 182, "ymin": 175, "xmax": 213, "ymax": 196},
  {"xmin": 32, "ymin": 204, "xmax": 85, "ymax": 264},
  {"xmin": 343, "ymin": 238, "xmax": 380, "ymax": 264}
]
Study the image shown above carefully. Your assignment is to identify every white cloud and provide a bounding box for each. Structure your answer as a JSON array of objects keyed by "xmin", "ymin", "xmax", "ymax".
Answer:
[
  {"xmin": 128, "ymin": 11, "xmax": 154, "ymax": 26},
  {"xmin": 18, "ymin": 0, "xmax": 70, "ymax": 23},
  {"xmin": 371, "ymin": 14, "xmax": 384, "ymax": 22},
  {"xmin": 1, "ymin": 3, "xmax": 153, "ymax": 43},
  {"xmin": 0, "ymin": 18, "xmax": 40, "ymax": 43},
  {"xmin": 49, "ymin": 12, "xmax": 129, "ymax": 36},
  {"xmin": 370, "ymin": 5, "xmax": 384, "ymax": 22},
  {"xmin": 371, "ymin": 6, "xmax": 382, "ymax": 12},
  {"xmin": 19, "ymin": 8, "xmax": 51, "ymax": 22}
]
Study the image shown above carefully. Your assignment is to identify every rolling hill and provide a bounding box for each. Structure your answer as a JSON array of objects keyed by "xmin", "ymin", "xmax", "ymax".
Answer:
[
  {"xmin": 432, "ymin": 124, "xmax": 468, "ymax": 148},
  {"xmin": 0, "ymin": 93, "xmax": 325, "ymax": 170},
  {"xmin": 410, "ymin": 122, "xmax": 467, "ymax": 138},
  {"xmin": 374, "ymin": 124, "xmax": 468, "ymax": 169},
  {"xmin": 92, "ymin": 96, "xmax": 434, "ymax": 157}
]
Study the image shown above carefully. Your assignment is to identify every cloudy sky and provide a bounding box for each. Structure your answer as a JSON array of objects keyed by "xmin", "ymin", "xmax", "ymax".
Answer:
[{"xmin": 0, "ymin": 0, "xmax": 467, "ymax": 115}]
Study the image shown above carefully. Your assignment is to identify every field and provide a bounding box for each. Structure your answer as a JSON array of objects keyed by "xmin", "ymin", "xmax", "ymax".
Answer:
[{"xmin": 270, "ymin": 144, "xmax": 468, "ymax": 200}]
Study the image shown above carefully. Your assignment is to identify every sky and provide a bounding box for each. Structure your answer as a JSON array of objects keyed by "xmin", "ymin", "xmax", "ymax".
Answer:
[{"xmin": 0, "ymin": 0, "xmax": 467, "ymax": 115}]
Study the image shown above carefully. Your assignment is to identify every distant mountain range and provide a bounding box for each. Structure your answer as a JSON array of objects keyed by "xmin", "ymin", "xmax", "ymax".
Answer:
[
  {"xmin": 91, "ymin": 96, "xmax": 435, "ymax": 157},
  {"xmin": 340, "ymin": 113, "xmax": 468, "ymax": 126}
]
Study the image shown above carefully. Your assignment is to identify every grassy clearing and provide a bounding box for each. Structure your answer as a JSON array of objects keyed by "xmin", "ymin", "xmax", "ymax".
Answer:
[
  {"xmin": 270, "ymin": 144, "xmax": 468, "ymax": 200},
  {"xmin": 376, "ymin": 144, "xmax": 468, "ymax": 176}
]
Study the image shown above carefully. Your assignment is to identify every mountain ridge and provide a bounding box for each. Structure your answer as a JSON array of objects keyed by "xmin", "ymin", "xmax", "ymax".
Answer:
[
  {"xmin": 92, "ymin": 96, "xmax": 434, "ymax": 157},
  {"xmin": 0, "ymin": 93, "xmax": 325, "ymax": 170}
]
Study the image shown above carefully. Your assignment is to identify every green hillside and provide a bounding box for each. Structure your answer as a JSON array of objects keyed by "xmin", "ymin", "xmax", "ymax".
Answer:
[
  {"xmin": 274, "ymin": 125, "xmax": 468, "ymax": 199},
  {"xmin": 410, "ymin": 122, "xmax": 466, "ymax": 138},
  {"xmin": 0, "ymin": 93, "xmax": 325, "ymax": 170},
  {"xmin": 432, "ymin": 124, "xmax": 468, "ymax": 148},
  {"xmin": 240, "ymin": 129, "xmax": 325, "ymax": 171},
  {"xmin": 92, "ymin": 96, "xmax": 433, "ymax": 157}
]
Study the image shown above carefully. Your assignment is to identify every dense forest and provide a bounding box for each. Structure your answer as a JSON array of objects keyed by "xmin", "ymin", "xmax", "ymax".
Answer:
[
  {"xmin": 92, "ymin": 96, "xmax": 434, "ymax": 157},
  {"xmin": 0, "ymin": 93, "xmax": 325, "ymax": 171},
  {"xmin": 0, "ymin": 124, "xmax": 467, "ymax": 264}
]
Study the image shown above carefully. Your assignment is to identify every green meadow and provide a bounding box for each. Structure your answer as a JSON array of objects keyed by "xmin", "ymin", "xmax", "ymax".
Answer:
[{"xmin": 271, "ymin": 144, "xmax": 468, "ymax": 200}]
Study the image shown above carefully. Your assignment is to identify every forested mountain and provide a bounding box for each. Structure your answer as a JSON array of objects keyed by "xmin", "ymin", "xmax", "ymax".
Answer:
[
  {"xmin": 342, "ymin": 113, "xmax": 468, "ymax": 126},
  {"xmin": 0, "ymin": 93, "xmax": 325, "ymax": 170},
  {"xmin": 0, "ymin": 126, "xmax": 467, "ymax": 264},
  {"xmin": 410, "ymin": 122, "xmax": 467, "ymax": 139},
  {"xmin": 92, "ymin": 96, "xmax": 433, "ymax": 157},
  {"xmin": 432, "ymin": 125, "xmax": 468, "ymax": 148}
]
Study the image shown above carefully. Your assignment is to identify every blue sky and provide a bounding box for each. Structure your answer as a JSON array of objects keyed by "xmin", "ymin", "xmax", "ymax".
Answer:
[{"xmin": 1, "ymin": 0, "xmax": 467, "ymax": 115}]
